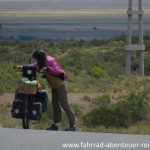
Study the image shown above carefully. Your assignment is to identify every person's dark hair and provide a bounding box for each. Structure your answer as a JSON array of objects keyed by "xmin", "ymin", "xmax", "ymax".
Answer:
[{"xmin": 32, "ymin": 50, "xmax": 46, "ymax": 61}]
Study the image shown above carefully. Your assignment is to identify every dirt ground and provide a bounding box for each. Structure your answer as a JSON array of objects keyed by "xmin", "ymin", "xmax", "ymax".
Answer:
[{"xmin": 0, "ymin": 92, "xmax": 101, "ymax": 113}]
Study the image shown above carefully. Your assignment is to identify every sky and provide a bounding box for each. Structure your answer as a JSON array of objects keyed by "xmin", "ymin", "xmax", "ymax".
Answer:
[
  {"xmin": 0, "ymin": 0, "xmax": 149, "ymax": 3},
  {"xmin": 0, "ymin": 0, "xmax": 149, "ymax": 9}
]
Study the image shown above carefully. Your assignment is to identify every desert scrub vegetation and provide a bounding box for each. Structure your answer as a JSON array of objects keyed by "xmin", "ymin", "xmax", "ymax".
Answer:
[
  {"xmin": 0, "ymin": 102, "xmax": 22, "ymax": 128},
  {"xmin": 83, "ymin": 92, "xmax": 150, "ymax": 134},
  {"xmin": 0, "ymin": 38, "xmax": 122, "ymax": 93},
  {"xmin": 0, "ymin": 35, "xmax": 150, "ymax": 94},
  {"xmin": 0, "ymin": 36, "xmax": 150, "ymax": 133}
]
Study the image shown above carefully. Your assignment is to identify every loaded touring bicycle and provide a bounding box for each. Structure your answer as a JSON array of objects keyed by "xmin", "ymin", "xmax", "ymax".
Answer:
[{"xmin": 11, "ymin": 65, "xmax": 48, "ymax": 129}]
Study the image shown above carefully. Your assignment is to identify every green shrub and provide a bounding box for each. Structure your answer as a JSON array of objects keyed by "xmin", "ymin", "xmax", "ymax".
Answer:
[
  {"xmin": 83, "ymin": 104, "xmax": 127, "ymax": 128},
  {"xmin": 83, "ymin": 92, "xmax": 147, "ymax": 128},
  {"xmin": 121, "ymin": 92, "xmax": 146, "ymax": 123},
  {"xmin": 94, "ymin": 95, "xmax": 110, "ymax": 106}
]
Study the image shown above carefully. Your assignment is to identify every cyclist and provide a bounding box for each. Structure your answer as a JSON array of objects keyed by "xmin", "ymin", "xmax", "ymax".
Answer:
[{"xmin": 31, "ymin": 50, "xmax": 75, "ymax": 131}]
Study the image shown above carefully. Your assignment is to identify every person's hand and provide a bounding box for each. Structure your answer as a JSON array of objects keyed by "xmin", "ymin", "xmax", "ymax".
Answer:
[
  {"xmin": 14, "ymin": 65, "xmax": 22, "ymax": 71},
  {"xmin": 58, "ymin": 73, "xmax": 64, "ymax": 80},
  {"xmin": 40, "ymin": 67, "xmax": 48, "ymax": 73}
]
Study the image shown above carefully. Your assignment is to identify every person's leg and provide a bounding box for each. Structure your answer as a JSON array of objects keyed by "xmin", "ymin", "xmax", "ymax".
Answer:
[
  {"xmin": 57, "ymin": 84, "xmax": 75, "ymax": 130},
  {"xmin": 46, "ymin": 88, "xmax": 61, "ymax": 130},
  {"xmin": 52, "ymin": 88, "xmax": 61, "ymax": 124}
]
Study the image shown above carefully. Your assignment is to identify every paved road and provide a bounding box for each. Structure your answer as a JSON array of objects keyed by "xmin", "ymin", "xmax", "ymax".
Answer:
[{"xmin": 0, "ymin": 128, "xmax": 150, "ymax": 150}]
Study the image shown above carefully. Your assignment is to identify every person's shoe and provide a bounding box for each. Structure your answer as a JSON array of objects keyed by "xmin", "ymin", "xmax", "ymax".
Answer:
[
  {"xmin": 46, "ymin": 123, "xmax": 58, "ymax": 131},
  {"xmin": 65, "ymin": 126, "xmax": 76, "ymax": 131}
]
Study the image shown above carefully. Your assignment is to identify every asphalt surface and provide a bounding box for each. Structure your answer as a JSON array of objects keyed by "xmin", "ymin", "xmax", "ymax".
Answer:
[{"xmin": 0, "ymin": 128, "xmax": 150, "ymax": 150}]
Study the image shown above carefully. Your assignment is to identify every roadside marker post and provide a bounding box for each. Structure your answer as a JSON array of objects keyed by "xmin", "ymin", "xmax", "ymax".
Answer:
[{"xmin": 125, "ymin": 0, "xmax": 145, "ymax": 76}]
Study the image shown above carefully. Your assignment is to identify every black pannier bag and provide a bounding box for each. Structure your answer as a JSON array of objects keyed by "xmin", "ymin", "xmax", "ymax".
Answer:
[
  {"xmin": 30, "ymin": 102, "xmax": 42, "ymax": 120},
  {"xmin": 35, "ymin": 90, "xmax": 48, "ymax": 112},
  {"xmin": 11, "ymin": 100, "xmax": 23, "ymax": 118}
]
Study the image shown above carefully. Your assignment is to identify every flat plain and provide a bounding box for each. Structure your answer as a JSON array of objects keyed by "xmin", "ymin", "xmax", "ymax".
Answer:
[{"xmin": 0, "ymin": 8, "xmax": 150, "ymax": 40}]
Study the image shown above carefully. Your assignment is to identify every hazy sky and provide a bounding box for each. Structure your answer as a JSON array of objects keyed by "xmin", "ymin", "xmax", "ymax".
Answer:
[
  {"xmin": 0, "ymin": 0, "xmax": 149, "ymax": 9},
  {"xmin": 0, "ymin": 0, "xmax": 150, "ymax": 3}
]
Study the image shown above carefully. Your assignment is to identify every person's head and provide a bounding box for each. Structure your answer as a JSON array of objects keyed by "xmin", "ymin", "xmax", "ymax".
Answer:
[{"xmin": 32, "ymin": 50, "xmax": 46, "ymax": 62}]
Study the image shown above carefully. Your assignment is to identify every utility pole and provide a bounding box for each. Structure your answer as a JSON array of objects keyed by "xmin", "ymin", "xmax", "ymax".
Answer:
[{"xmin": 125, "ymin": 0, "xmax": 145, "ymax": 76}]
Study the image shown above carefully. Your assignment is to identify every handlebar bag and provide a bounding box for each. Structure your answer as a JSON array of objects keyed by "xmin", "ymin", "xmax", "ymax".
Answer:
[
  {"xmin": 18, "ymin": 78, "xmax": 28, "ymax": 94},
  {"xmin": 18, "ymin": 78, "xmax": 38, "ymax": 94}
]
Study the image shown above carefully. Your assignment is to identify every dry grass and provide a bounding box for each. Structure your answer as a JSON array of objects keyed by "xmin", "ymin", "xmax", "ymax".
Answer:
[
  {"xmin": 83, "ymin": 121, "xmax": 150, "ymax": 135},
  {"xmin": 0, "ymin": 102, "xmax": 21, "ymax": 128}
]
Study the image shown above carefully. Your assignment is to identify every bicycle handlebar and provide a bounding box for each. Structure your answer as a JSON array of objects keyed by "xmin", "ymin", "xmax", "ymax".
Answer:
[{"xmin": 14, "ymin": 65, "xmax": 47, "ymax": 74}]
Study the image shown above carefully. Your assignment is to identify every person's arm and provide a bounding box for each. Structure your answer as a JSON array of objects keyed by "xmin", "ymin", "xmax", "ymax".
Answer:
[
  {"xmin": 28, "ymin": 61, "xmax": 38, "ymax": 67},
  {"xmin": 46, "ymin": 58, "xmax": 66, "ymax": 79}
]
